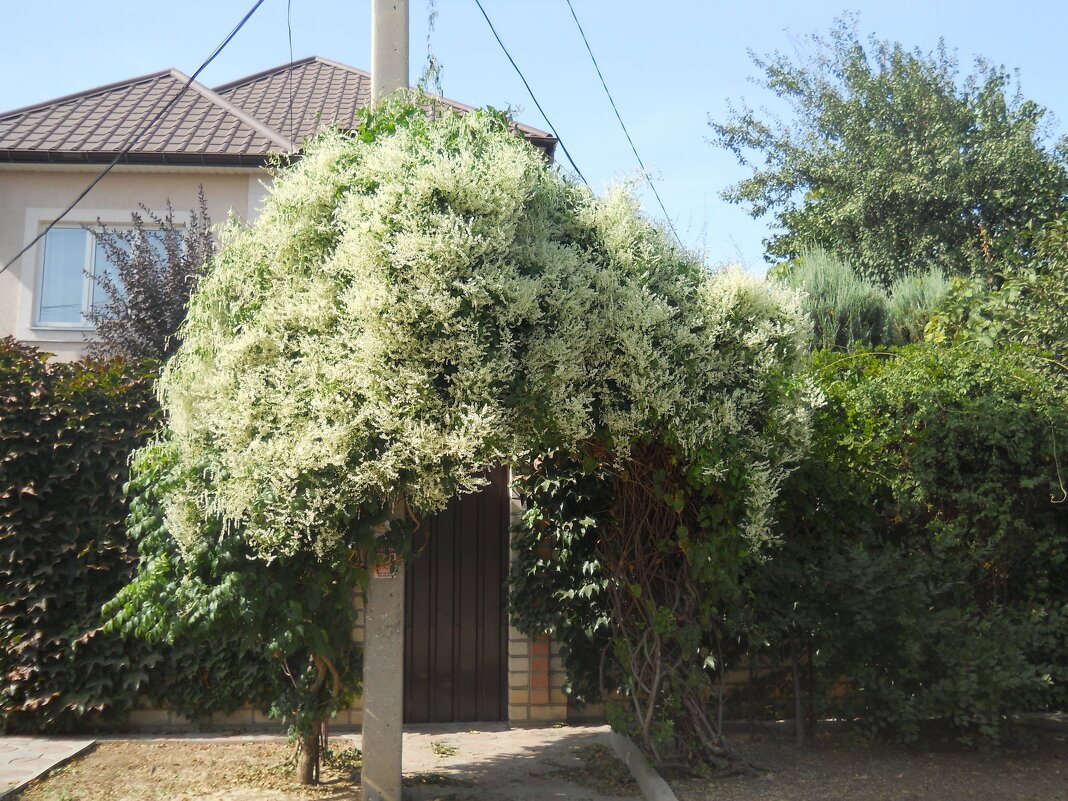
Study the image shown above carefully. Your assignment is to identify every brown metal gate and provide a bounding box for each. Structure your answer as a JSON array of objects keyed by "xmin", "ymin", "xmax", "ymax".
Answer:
[{"xmin": 403, "ymin": 468, "xmax": 510, "ymax": 723}]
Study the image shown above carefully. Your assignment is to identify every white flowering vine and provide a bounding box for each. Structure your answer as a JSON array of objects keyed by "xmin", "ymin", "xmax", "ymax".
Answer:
[{"xmin": 155, "ymin": 100, "xmax": 810, "ymax": 561}]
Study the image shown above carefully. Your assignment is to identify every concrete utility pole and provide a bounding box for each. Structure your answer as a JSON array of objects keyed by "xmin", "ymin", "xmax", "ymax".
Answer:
[
  {"xmin": 371, "ymin": 0, "xmax": 410, "ymax": 101},
  {"xmin": 363, "ymin": 6, "xmax": 409, "ymax": 801}
]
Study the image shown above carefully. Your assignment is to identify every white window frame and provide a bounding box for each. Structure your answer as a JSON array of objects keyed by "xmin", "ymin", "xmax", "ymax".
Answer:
[
  {"xmin": 20, "ymin": 207, "xmax": 170, "ymax": 340},
  {"xmin": 19, "ymin": 207, "xmax": 128, "ymax": 343},
  {"xmin": 33, "ymin": 226, "xmax": 105, "ymax": 330}
]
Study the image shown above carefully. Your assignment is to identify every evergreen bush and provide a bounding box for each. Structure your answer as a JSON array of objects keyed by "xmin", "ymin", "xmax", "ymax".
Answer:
[{"xmin": 775, "ymin": 248, "xmax": 889, "ymax": 349}]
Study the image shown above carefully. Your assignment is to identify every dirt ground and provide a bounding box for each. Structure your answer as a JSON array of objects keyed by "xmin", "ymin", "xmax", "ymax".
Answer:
[
  {"xmin": 672, "ymin": 727, "xmax": 1068, "ymax": 801},
  {"xmin": 12, "ymin": 741, "xmax": 362, "ymax": 801},
  {"xmin": 10, "ymin": 733, "xmax": 637, "ymax": 801},
  {"xmin": 11, "ymin": 727, "xmax": 1068, "ymax": 801}
]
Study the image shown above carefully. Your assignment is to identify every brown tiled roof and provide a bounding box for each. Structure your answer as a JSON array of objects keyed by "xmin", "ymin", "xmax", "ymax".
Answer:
[
  {"xmin": 215, "ymin": 56, "xmax": 555, "ymax": 148},
  {"xmin": 0, "ymin": 58, "xmax": 556, "ymax": 166},
  {"xmin": 0, "ymin": 70, "xmax": 292, "ymax": 165},
  {"xmin": 214, "ymin": 57, "xmax": 373, "ymax": 145}
]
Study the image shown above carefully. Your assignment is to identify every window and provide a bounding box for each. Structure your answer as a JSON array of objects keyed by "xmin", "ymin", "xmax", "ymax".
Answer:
[
  {"xmin": 35, "ymin": 227, "xmax": 162, "ymax": 328},
  {"xmin": 36, "ymin": 228, "xmax": 112, "ymax": 328}
]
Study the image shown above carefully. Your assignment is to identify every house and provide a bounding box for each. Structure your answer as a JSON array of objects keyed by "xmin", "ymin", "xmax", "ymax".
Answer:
[
  {"xmin": 0, "ymin": 57, "xmax": 568, "ymax": 728},
  {"xmin": 0, "ymin": 56, "xmax": 555, "ymax": 359}
]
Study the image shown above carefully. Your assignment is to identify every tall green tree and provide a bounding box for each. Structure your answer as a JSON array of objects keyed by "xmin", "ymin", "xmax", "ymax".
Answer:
[{"xmin": 711, "ymin": 18, "xmax": 1068, "ymax": 285}]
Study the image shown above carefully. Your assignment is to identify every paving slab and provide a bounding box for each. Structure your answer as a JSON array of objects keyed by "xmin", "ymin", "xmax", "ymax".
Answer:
[{"xmin": 0, "ymin": 737, "xmax": 94, "ymax": 798}]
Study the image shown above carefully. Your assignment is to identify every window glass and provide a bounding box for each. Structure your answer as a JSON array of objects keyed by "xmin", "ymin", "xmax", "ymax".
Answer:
[
  {"xmin": 91, "ymin": 239, "xmax": 118, "ymax": 309},
  {"xmin": 38, "ymin": 228, "xmax": 88, "ymax": 325},
  {"xmin": 37, "ymin": 226, "xmax": 164, "ymax": 328},
  {"xmin": 91, "ymin": 231, "xmax": 166, "ymax": 309}
]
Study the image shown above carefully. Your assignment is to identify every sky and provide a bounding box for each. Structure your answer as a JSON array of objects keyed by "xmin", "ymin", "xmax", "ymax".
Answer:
[{"xmin": 3, "ymin": 0, "xmax": 1068, "ymax": 271}]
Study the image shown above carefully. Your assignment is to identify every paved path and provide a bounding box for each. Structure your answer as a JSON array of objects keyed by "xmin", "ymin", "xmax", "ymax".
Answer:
[
  {"xmin": 0, "ymin": 737, "xmax": 94, "ymax": 798},
  {"xmin": 390, "ymin": 723, "xmax": 637, "ymax": 800}
]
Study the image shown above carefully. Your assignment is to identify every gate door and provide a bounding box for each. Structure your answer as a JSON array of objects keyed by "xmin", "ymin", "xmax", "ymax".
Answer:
[{"xmin": 403, "ymin": 468, "xmax": 510, "ymax": 723}]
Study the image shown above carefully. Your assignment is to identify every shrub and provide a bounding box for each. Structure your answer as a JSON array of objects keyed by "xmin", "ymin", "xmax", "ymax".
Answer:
[
  {"xmin": 86, "ymin": 189, "xmax": 214, "ymax": 361},
  {"xmin": 760, "ymin": 344, "xmax": 1068, "ymax": 743},
  {"xmin": 775, "ymin": 248, "xmax": 889, "ymax": 349},
  {"xmin": 776, "ymin": 250, "xmax": 946, "ymax": 349},
  {"xmin": 886, "ymin": 267, "xmax": 948, "ymax": 344}
]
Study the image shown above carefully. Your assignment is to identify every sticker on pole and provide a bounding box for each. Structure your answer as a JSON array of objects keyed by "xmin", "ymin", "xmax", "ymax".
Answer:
[{"xmin": 374, "ymin": 546, "xmax": 400, "ymax": 578}]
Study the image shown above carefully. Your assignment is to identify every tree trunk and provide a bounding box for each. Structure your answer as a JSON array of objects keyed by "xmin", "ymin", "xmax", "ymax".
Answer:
[{"xmin": 296, "ymin": 729, "xmax": 321, "ymax": 785}]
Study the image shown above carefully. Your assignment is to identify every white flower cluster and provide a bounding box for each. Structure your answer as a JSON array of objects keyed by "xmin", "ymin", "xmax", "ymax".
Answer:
[{"xmin": 157, "ymin": 105, "xmax": 810, "ymax": 559}]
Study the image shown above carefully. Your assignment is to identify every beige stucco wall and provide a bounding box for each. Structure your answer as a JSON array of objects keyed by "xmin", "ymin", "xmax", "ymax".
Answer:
[{"xmin": 0, "ymin": 164, "xmax": 268, "ymax": 361}]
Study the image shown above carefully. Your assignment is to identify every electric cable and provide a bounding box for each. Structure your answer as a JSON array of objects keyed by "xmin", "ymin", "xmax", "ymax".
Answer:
[
  {"xmin": 472, "ymin": 0, "xmax": 587, "ymax": 184},
  {"xmin": 564, "ymin": 0, "xmax": 680, "ymax": 244},
  {"xmin": 284, "ymin": 0, "xmax": 295, "ymax": 143},
  {"xmin": 1, "ymin": 0, "xmax": 269, "ymax": 275}
]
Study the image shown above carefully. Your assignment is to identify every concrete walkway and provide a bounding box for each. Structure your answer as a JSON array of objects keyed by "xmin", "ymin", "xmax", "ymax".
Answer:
[
  {"xmin": 387, "ymin": 723, "xmax": 637, "ymax": 800},
  {"xmin": 0, "ymin": 737, "xmax": 94, "ymax": 798}
]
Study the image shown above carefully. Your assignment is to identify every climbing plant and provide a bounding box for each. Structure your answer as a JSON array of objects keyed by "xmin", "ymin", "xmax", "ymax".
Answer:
[
  {"xmin": 105, "ymin": 439, "xmax": 368, "ymax": 781},
  {"xmin": 113, "ymin": 95, "xmax": 810, "ymax": 774},
  {"xmin": 0, "ymin": 338, "xmax": 158, "ymax": 732}
]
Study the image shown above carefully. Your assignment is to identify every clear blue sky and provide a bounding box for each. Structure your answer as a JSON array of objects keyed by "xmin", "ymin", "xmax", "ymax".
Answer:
[{"xmin": 4, "ymin": 1, "xmax": 1068, "ymax": 271}]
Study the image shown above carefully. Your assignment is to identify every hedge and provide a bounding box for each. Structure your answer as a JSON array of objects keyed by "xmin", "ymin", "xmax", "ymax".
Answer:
[{"xmin": 0, "ymin": 337, "xmax": 159, "ymax": 731}]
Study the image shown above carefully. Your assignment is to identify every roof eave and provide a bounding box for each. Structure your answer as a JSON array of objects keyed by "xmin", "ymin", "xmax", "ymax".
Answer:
[{"xmin": 0, "ymin": 149, "xmax": 275, "ymax": 168}]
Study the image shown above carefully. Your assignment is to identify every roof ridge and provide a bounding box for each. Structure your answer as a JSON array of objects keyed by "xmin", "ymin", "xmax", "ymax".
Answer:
[
  {"xmin": 0, "ymin": 69, "xmax": 176, "ymax": 121},
  {"xmin": 212, "ymin": 56, "xmax": 346, "ymax": 94},
  {"xmin": 301, "ymin": 56, "xmax": 372, "ymax": 80},
  {"xmin": 170, "ymin": 69, "xmax": 294, "ymax": 152}
]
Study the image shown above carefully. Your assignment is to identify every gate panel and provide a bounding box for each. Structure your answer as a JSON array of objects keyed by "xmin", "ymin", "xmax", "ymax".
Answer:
[{"xmin": 403, "ymin": 468, "xmax": 510, "ymax": 723}]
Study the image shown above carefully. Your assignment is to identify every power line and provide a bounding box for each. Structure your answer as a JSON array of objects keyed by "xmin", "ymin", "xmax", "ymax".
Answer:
[
  {"xmin": 284, "ymin": 0, "xmax": 295, "ymax": 143},
  {"xmin": 472, "ymin": 0, "xmax": 587, "ymax": 185},
  {"xmin": 1, "ymin": 0, "xmax": 269, "ymax": 276},
  {"xmin": 563, "ymin": 0, "xmax": 681, "ymax": 245}
]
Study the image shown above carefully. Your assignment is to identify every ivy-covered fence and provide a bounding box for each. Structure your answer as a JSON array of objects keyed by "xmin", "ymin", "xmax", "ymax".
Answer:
[
  {"xmin": 0, "ymin": 338, "xmax": 292, "ymax": 733},
  {"xmin": 0, "ymin": 338, "xmax": 158, "ymax": 731}
]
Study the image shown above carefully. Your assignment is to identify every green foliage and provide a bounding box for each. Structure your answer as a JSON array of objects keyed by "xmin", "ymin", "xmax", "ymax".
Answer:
[
  {"xmin": 509, "ymin": 453, "xmax": 614, "ymax": 703},
  {"xmin": 511, "ymin": 443, "xmax": 767, "ymax": 771},
  {"xmin": 0, "ymin": 338, "xmax": 159, "ymax": 731},
  {"xmin": 776, "ymin": 249, "xmax": 947, "ymax": 349},
  {"xmin": 775, "ymin": 248, "xmax": 890, "ymax": 349},
  {"xmin": 929, "ymin": 220, "xmax": 1068, "ymax": 378},
  {"xmin": 760, "ymin": 344, "xmax": 1068, "ymax": 743},
  {"xmin": 137, "ymin": 96, "xmax": 809, "ymax": 770},
  {"xmin": 158, "ymin": 95, "xmax": 809, "ymax": 561},
  {"xmin": 886, "ymin": 267, "xmax": 949, "ymax": 345},
  {"xmin": 712, "ymin": 16, "xmax": 1068, "ymax": 285},
  {"xmin": 104, "ymin": 439, "xmax": 370, "ymax": 735}
]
